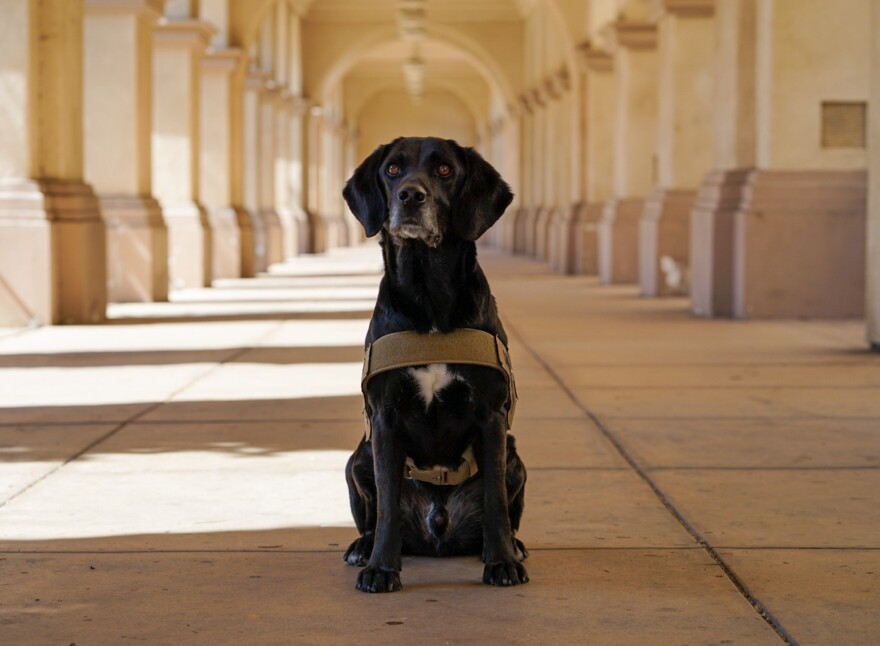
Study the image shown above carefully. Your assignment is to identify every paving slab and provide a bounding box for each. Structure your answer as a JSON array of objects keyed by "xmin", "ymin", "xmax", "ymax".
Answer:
[
  {"xmin": 720, "ymin": 549, "xmax": 880, "ymax": 645},
  {"xmin": 512, "ymin": 418, "xmax": 626, "ymax": 469},
  {"xmin": 0, "ymin": 424, "xmax": 119, "ymax": 503},
  {"xmin": 0, "ymin": 550, "xmax": 780, "ymax": 645},
  {"xmin": 554, "ymin": 362, "xmax": 880, "ymax": 388},
  {"xmin": 520, "ymin": 469, "xmax": 696, "ymax": 549},
  {"xmin": 652, "ymin": 469, "xmax": 880, "ymax": 548},
  {"xmin": 605, "ymin": 418, "xmax": 880, "ymax": 469}
]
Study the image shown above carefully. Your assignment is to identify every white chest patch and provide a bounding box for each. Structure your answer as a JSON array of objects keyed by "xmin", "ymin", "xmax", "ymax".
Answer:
[{"xmin": 408, "ymin": 364, "xmax": 458, "ymax": 408}]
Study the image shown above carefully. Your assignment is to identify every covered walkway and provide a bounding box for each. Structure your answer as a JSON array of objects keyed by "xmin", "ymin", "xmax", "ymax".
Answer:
[{"xmin": 1, "ymin": 246, "xmax": 877, "ymax": 644}]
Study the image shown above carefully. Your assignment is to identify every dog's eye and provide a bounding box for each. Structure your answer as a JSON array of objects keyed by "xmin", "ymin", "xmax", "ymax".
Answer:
[
  {"xmin": 437, "ymin": 164, "xmax": 452, "ymax": 177},
  {"xmin": 386, "ymin": 163, "xmax": 400, "ymax": 177}
]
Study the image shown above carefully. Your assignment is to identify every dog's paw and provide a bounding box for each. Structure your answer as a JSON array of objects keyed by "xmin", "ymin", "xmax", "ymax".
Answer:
[
  {"xmin": 343, "ymin": 535, "xmax": 373, "ymax": 566},
  {"xmin": 514, "ymin": 537, "xmax": 529, "ymax": 561},
  {"xmin": 483, "ymin": 560, "xmax": 529, "ymax": 587},
  {"xmin": 356, "ymin": 566, "xmax": 402, "ymax": 593}
]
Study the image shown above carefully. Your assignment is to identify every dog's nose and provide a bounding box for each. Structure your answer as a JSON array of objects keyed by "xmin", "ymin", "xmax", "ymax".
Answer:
[{"xmin": 398, "ymin": 186, "xmax": 427, "ymax": 205}]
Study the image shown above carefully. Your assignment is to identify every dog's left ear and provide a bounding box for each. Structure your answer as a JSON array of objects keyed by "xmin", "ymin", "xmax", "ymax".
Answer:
[
  {"xmin": 343, "ymin": 144, "xmax": 388, "ymax": 237},
  {"xmin": 451, "ymin": 144, "xmax": 514, "ymax": 241}
]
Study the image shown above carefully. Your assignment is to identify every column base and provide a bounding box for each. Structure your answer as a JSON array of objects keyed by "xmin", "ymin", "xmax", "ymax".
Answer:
[
  {"xmin": 534, "ymin": 207, "xmax": 555, "ymax": 261},
  {"xmin": 235, "ymin": 207, "xmax": 266, "ymax": 277},
  {"xmin": 101, "ymin": 195, "xmax": 169, "ymax": 303},
  {"xmin": 163, "ymin": 201, "xmax": 211, "ymax": 289},
  {"xmin": 548, "ymin": 204, "xmax": 579, "ymax": 274},
  {"xmin": 258, "ymin": 209, "xmax": 284, "ymax": 266},
  {"xmin": 207, "ymin": 206, "xmax": 242, "ymax": 280},
  {"xmin": 0, "ymin": 179, "xmax": 107, "ymax": 325},
  {"xmin": 598, "ymin": 198, "xmax": 643, "ymax": 285},
  {"xmin": 513, "ymin": 207, "xmax": 531, "ymax": 254},
  {"xmin": 733, "ymin": 169, "xmax": 866, "ymax": 319},
  {"xmin": 690, "ymin": 169, "xmax": 750, "ymax": 317},
  {"xmin": 640, "ymin": 188, "xmax": 695, "ymax": 297},
  {"xmin": 574, "ymin": 202, "xmax": 603, "ymax": 275}
]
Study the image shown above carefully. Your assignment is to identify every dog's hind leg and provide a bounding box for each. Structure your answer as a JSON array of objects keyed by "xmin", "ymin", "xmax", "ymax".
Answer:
[{"xmin": 344, "ymin": 439, "xmax": 377, "ymax": 566}]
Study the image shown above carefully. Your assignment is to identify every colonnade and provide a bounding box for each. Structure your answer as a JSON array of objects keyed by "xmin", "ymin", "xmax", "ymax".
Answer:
[
  {"xmin": 0, "ymin": 0, "xmax": 358, "ymax": 326},
  {"xmin": 484, "ymin": 0, "xmax": 876, "ymax": 344},
  {"xmin": 1, "ymin": 0, "xmax": 878, "ymax": 351}
]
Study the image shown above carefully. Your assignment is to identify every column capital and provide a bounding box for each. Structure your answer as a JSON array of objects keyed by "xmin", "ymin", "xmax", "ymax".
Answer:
[
  {"xmin": 577, "ymin": 41, "xmax": 614, "ymax": 73},
  {"xmin": 259, "ymin": 80, "xmax": 284, "ymax": 103},
  {"xmin": 154, "ymin": 17, "xmax": 215, "ymax": 49},
  {"xmin": 606, "ymin": 21, "xmax": 658, "ymax": 51},
  {"xmin": 85, "ymin": 0, "xmax": 164, "ymax": 18},
  {"xmin": 201, "ymin": 47, "xmax": 243, "ymax": 74},
  {"xmin": 289, "ymin": 95, "xmax": 311, "ymax": 116},
  {"xmin": 245, "ymin": 69, "xmax": 270, "ymax": 90},
  {"xmin": 517, "ymin": 92, "xmax": 534, "ymax": 115}
]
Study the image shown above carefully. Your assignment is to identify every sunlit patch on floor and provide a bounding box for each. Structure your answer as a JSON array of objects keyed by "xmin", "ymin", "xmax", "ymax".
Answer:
[{"xmin": 0, "ymin": 449, "xmax": 355, "ymax": 541}]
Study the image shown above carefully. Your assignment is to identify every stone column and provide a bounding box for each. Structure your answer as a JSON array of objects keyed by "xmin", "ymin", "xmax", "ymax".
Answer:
[
  {"xmin": 274, "ymin": 92, "xmax": 297, "ymax": 260},
  {"xmin": 577, "ymin": 43, "xmax": 615, "ymax": 276},
  {"xmin": 524, "ymin": 89, "xmax": 546, "ymax": 257},
  {"xmin": 690, "ymin": 0, "xmax": 756, "ymax": 316},
  {"xmin": 258, "ymin": 82, "xmax": 284, "ymax": 266},
  {"xmin": 152, "ymin": 18, "xmax": 214, "ymax": 289},
  {"xmin": 0, "ymin": 0, "xmax": 107, "ymax": 325},
  {"xmin": 732, "ymin": 0, "xmax": 869, "ymax": 318},
  {"xmin": 598, "ymin": 21, "xmax": 658, "ymax": 285},
  {"xmin": 241, "ymin": 71, "xmax": 268, "ymax": 275},
  {"xmin": 549, "ymin": 68, "xmax": 584, "ymax": 276},
  {"xmin": 200, "ymin": 47, "xmax": 245, "ymax": 280},
  {"xmin": 84, "ymin": 0, "xmax": 168, "ymax": 303},
  {"xmin": 514, "ymin": 94, "xmax": 535, "ymax": 254},
  {"xmin": 288, "ymin": 96, "xmax": 311, "ymax": 254},
  {"xmin": 869, "ymin": 1, "xmax": 880, "ymax": 349},
  {"xmin": 305, "ymin": 106, "xmax": 327, "ymax": 252},
  {"xmin": 640, "ymin": 0, "xmax": 714, "ymax": 297}
]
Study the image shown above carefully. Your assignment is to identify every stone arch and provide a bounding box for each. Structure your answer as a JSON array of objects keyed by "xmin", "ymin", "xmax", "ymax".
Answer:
[{"xmin": 315, "ymin": 24, "xmax": 515, "ymax": 113}]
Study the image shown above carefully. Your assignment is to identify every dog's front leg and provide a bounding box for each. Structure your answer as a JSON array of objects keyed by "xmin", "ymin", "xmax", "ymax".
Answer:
[
  {"xmin": 356, "ymin": 412, "xmax": 405, "ymax": 593},
  {"xmin": 480, "ymin": 415, "xmax": 529, "ymax": 586}
]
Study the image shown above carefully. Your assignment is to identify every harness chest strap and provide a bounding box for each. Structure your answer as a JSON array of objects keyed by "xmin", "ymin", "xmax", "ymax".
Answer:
[{"xmin": 360, "ymin": 328, "xmax": 518, "ymax": 486}]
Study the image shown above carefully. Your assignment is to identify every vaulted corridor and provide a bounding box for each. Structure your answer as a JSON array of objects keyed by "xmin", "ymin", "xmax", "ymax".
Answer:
[
  {"xmin": 1, "ymin": 245, "xmax": 877, "ymax": 643},
  {"xmin": 2, "ymin": 0, "xmax": 880, "ymax": 642}
]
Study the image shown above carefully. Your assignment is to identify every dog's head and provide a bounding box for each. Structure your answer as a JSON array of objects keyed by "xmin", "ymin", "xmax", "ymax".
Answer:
[{"xmin": 342, "ymin": 137, "xmax": 513, "ymax": 247}]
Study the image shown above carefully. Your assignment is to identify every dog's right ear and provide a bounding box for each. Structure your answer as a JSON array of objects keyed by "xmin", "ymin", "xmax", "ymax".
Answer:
[{"xmin": 343, "ymin": 144, "xmax": 388, "ymax": 237}]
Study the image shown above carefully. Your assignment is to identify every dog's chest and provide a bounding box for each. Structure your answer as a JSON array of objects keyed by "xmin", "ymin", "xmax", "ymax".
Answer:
[{"xmin": 407, "ymin": 364, "xmax": 460, "ymax": 408}]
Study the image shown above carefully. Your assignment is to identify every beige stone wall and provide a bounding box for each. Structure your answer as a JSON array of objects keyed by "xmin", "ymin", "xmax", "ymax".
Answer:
[{"xmin": 756, "ymin": 0, "xmax": 871, "ymax": 171}]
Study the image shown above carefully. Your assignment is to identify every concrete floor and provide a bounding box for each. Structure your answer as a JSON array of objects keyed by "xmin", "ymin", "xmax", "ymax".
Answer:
[{"xmin": 1, "ymin": 245, "xmax": 878, "ymax": 645}]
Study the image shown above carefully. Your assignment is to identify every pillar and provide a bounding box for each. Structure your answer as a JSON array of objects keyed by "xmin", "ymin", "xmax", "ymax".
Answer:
[
  {"xmin": 84, "ymin": 0, "xmax": 167, "ymax": 304},
  {"xmin": 577, "ymin": 44, "xmax": 614, "ymax": 276},
  {"xmin": 152, "ymin": 17, "xmax": 214, "ymax": 289},
  {"xmin": 732, "ymin": 0, "xmax": 869, "ymax": 318},
  {"xmin": 514, "ymin": 94, "xmax": 535, "ymax": 254},
  {"xmin": 598, "ymin": 21, "xmax": 658, "ymax": 285},
  {"xmin": 288, "ymin": 96, "xmax": 311, "ymax": 254},
  {"xmin": 259, "ymin": 82, "xmax": 284, "ymax": 265},
  {"xmin": 305, "ymin": 106, "xmax": 327, "ymax": 252},
  {"xmin": 640, "ymin": 0, "xmax": 715, "ymax": 297},
  {"xmin": 690, "ymin": 0, "xmax": 756, "ymax": 316},
  {"xmin": 0, "ymin": 0, "xmax": 107, "ymax": 325},
  {"xmin": 869, "ymin": 1, "xmax": 880, "ymax": 349},
  {"xmin": 241, "ymin": 70, "xmax": 268, "ymax": 274},
  {"xmin": 274, "ymin": 93, "xmax": 295, "ymax": 259},
  {"xmin": 200, "ymin": 47, "xmax": 245, "ymax": 280}
]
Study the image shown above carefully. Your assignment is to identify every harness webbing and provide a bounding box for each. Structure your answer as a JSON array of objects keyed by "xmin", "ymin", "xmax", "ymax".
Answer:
[{"xmin": 360, "ymin": 328, "xmax": 518, "ymax": 485}]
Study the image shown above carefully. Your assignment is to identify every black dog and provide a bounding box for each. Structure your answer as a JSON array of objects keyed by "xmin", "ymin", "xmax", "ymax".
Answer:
[{"xmin": 342, "ymin": 137, "xmax": 528, "ymax": 593}]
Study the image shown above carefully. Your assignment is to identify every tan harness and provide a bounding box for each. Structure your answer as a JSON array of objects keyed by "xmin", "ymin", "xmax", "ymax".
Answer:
[{"xmin": 361, "ymin": 328, "xmax": 518, "ymax": 486}]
